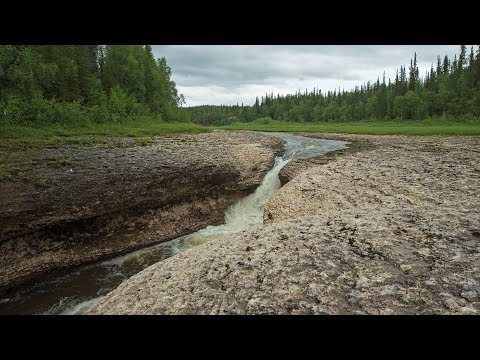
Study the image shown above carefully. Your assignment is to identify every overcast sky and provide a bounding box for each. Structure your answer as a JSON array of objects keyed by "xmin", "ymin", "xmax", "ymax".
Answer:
[{"xmin": 152, "ymin": 45, "xmax": 466, "ymax": 107}]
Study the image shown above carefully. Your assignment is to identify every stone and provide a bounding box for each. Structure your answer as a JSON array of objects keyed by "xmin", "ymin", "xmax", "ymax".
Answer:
[
  {"xmin": 87, "ymin": 135, "xmax": 480, "ymax": 315},
  {"xmin": 0, "ymin": 131, "xmax": 283, "ymax": 292}
]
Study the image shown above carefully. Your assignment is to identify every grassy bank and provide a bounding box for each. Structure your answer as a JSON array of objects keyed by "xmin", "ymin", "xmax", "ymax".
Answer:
[
  {"xmin": 0, "ymin": 119, "xmax": 209, "ymax": 181},
  {"xmin": 1, "ymin": 118, "xmax": 208, "ymax": 147},
  {"xmin": 219, "ymin": 119, "xmax": 480, "ymax": 136}
]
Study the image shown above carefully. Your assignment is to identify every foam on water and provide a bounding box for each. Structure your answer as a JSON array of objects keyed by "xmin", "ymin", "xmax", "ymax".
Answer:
[{"xmin": 0, "ymin": 133, "xmax": 349, "ymax": 315}]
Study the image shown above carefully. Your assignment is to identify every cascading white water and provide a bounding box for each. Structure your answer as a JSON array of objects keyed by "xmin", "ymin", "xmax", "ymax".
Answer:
[
  {"xmin": 174, "ymin": 156, "xmax": 290, "ymax": 250},
  {"xmin": 0, "ymin": 132, "xmax": 349, "ymax": 315},
  {"xmin": 59, "ymin": 156, "xmax": 290, "ymax": 314}
]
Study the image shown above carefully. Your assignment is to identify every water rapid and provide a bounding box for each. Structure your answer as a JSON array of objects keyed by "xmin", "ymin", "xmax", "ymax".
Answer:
[{"xmin": 0, "ymin": 132, "xmax": 349, "ymax": 315}]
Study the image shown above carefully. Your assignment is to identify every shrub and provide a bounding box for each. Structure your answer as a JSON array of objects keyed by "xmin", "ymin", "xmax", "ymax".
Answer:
[{"xmin": 253, "ymin": 117, "xmax": 273, "ymax": 125}]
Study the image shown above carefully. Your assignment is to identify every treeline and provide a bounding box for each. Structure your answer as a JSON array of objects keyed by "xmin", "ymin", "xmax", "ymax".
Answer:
[
  {"xmin": 188, "ymin": 45, "xmax": 480, "ymax": 125},
  {"xmin": 0, "ymin": 45, "xmax": 188, "ymax": 125}
]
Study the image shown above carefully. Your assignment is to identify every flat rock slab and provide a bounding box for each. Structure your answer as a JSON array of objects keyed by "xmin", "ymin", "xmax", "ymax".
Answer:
[
  {"xmin": 0, "ymin": 130, "xmax": 283, "ymax": 240},
  {"xmin": 87, "ymin": 134, "xmax": 480, "ymax": 315},
  {"xmin": 0, "ymin": 130, "xmax": 283, "ymax": 291}
]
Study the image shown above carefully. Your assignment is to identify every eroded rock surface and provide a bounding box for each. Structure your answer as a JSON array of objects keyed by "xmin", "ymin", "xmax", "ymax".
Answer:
[
  {"xmin": 87, "ymin": 134, "xmax": 480, "ymax": 315},
  {"xmin": 0, "ymin": 130, "xmax": 283, "ymax": 292}
]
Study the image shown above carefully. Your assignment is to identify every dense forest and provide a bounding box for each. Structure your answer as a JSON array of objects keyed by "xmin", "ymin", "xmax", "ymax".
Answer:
[
  {"xmin": 0, "ymin": 45, "xmax": 188, "ymax": 125},
  {"xmin": 2, "ymin": 45, "xmax": 479, "ymax": 128},
  {"xmin": 188, "ymin": 45, "xmax": 480, "ymax": 125}
]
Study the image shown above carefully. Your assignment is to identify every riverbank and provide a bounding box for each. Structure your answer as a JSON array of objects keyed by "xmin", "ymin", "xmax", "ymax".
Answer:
[
  {"xmin": 0, "ymin": 130, "xmax": 283, "ymax": 293},
  {"xmin": 0, "ymin": 121, "xmax": 208, "ymax": 182},
  {"xmin": 219, "ymin": 119, "xmax": 480, "ymax": 136},
  {"xmin": 87, "ymin": 134, "xmax": 480, "ymax": 314}
]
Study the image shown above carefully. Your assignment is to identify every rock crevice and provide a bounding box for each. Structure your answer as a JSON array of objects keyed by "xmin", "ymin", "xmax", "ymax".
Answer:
[
  {"xmin": 87, "ymin": 134, "xmax": 480, "ymax": 315},
  {"xmin": 0, "ymin": 130, "xmax": 283, "ymax": 292}
]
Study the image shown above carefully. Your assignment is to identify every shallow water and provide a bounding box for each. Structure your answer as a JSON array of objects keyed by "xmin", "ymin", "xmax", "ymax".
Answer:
[{"xmin": 0, "ymin": 133, "xmax": 349, "ymax": 315}]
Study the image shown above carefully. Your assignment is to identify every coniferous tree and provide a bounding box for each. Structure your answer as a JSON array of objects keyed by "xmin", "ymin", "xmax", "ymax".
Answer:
[
  {"xmin": 443, "ymin": 55, "xmax": 450, "ymax": 75},
  {"xmin": 188, "ymin": 47, "xmax": 480, "ymax": 125},
  {"xmin": 0, "ymin": 45, "xmax": 188, "ymax": 125}
]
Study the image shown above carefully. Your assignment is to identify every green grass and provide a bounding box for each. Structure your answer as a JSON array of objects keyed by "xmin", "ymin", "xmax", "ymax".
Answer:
[
  {"xmin": 46, "ymin": 156, "xmax": 72, "ymax": 169},
  {"xmin": 133, "ymin": 137, "xmax": 155, "ymax": 146},
  {"xmin": 218, "ymin": 119, "xmax": 480, "ymax": 136},
  {"xmin": 2, "ymin": 115, "xmax": 479, "ymax": 182},
  {"xmin": 34, "ymin": 177, "xmax": 49, "ymax": 188},
  {"xmin": 0, "ymin": 118, "xmax": 210, "ymax": 181},
  {"xmin": 0, "ymin": 119, "xmax": 208, "ymax": 147}
]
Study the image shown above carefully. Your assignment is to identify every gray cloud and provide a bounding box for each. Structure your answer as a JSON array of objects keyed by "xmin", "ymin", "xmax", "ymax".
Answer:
[{"xmin": 152, "ymin": 45, "xmax": 467, "ymax": 106}]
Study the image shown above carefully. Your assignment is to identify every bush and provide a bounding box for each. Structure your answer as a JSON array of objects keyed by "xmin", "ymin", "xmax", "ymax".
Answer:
[
  {"xmin": 0, "ymin": 94, "xmax": 23, "ymax": 125},
  {"xmin": 0, "ymin": 85, "xmax": 194, "ymax": 128},
  {"xmin": 86, "ymin": 103, "xmax": 109, "ymax": 123},
  {"xmin": 107, "ymin": 85, "xmax": 128, "ymax": 122},
  {"xmin": 161, "ymin": 105, "xmax": 190, "ymax": 123},
  {"xmin": 253, "ymin": 116, "xmax": 272, "ymax": 125},
  {"xmin": 1, "ymin": 95, "xmax": 92, "ymax": 126}
]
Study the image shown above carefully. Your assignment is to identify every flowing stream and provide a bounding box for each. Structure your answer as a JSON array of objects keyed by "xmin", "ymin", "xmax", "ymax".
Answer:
[{"xmin": 0, "ymin": 132, "xmax": 349, "ymax": 315}]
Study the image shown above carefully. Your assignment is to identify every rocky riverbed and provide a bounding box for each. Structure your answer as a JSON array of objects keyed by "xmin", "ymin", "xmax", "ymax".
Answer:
[
  {"xmin": 87, "ymin": 134, "xmax": 480, "ymax": 315},
  {"xmin": 0, "ymin": 131, "xmax": 283, "ymax": 293}
]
